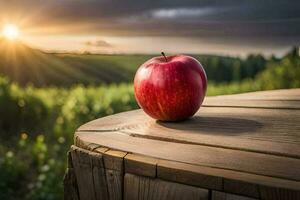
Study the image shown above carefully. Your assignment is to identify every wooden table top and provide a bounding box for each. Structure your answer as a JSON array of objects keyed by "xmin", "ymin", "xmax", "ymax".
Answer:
[{"xmin": 75, "ymin": 88, "xmax": 300, "ymax": 194}]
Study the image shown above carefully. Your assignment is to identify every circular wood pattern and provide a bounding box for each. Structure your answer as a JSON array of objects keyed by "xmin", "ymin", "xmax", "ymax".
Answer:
[{"xmin": 75, "ymin": 89, "xmax": 300, "ymax": 196}]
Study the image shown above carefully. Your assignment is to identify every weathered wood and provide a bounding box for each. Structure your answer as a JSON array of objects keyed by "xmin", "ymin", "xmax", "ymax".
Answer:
[
  {"xmin": 259, "ymin": 185, "xmax": 300, "ymax": 200},
  {"xmin": 157, "ymin": 159, "xmax": 300, "ymax": 198},
  {"xmin": 157, "ymin": 160, "xmax": 223, "ymax": 190},
  {"xmin": 89, "ymin": 151, "xmax": 109, "ymax": 200},
  {"xmin": 75, "ymin": 131, "xmax": 300, "ymax": 182},
  {"xmin": 125, "ymin": 153, "xmax": 158, "ymax": 177},
  {"xmin": 203, "ymin": 88, "xmax": 300, "ymax": 109},
  {"xmin": 77, "ymin": 88, "xmax": 300, "ymax": 130},
  {"xmin": 94, "ymin": 146, "xmax": 109, "ymax": 154},
  {"xmin": 203, "ymin": 99, "xmax": 300, "ymax": 109},
  {"xmin": 105, "ymin": 169, "xmax": 123, "ymax": 200},
  {"xmin": 206, "ymin": 88, "xmax": 300, "ymax": 101},
  {"xmin": 70, "ymin": 145, "xmax": 96, "ymax": 200},
  {"xmin": 63, "ymin": 151, "xmax": 79, "ymax": 200},
  {"xmin": 103, "ymin": 150, "xmax": 127, "ymax": 200},
  {"xmin": 70, "ymin": 89, "xmax": 300, "ymax": 199},
  {"xmin": 124, "ymin": 173, "xmax": 209, "ymax": 200},
  {"xmin": 211, "ymin": 191, "xmax": 258, "ymax": 200},
  {"xmin": 64, "ymin": 168, "xmax": 80, "ymax": 200},
  {"xmin": 223, "ymin": 178, "xmax": 259, "ymax": 198},
  {"xmin": 86, "ymin": 143, "xmax": 102, "ymax": 151},
  {"xmin": 103, "ymin": 150, "xmax": 127, "ymax": 171},
  {"xmin": 77, "ymin": 108, "xmax": 300, "ymax": 160}
]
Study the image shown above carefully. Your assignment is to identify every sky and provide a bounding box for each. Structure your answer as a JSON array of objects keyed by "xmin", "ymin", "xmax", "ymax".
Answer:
[{"xmin": 0, "ymin": 0, "xmax": 299, "ymax": 56}]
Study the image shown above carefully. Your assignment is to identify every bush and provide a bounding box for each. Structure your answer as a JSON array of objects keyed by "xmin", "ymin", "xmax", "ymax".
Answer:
[{"xmin": 0, "ymin": 79, "xmax": 138, "ymax": 199}]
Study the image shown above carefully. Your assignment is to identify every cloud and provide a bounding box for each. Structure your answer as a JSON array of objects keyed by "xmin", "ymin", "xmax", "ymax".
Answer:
[
  {"xmin": 148, "ymin": 7, "xmax": 221, "ymax": 19},
  {"xmin": 85, "ymin": 40, "xmax": 112, "ymax": 47},
  {"xmin": 0, "ymin": 0, "xmax": 299, "ymax": 48}
]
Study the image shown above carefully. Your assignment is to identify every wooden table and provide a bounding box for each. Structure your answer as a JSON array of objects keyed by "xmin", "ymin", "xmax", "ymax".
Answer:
[{"xmin": 64, "ymin": 89, "xmax": 300, "ymax": 200}]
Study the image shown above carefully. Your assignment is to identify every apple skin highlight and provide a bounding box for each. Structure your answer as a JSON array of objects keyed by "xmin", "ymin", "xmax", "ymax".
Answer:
[{"xmin": 134, "ymin": 54, "xmax": 207, "ymax": 121}]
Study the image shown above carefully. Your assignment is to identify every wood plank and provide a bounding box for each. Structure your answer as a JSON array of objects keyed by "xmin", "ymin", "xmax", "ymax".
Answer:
[
  {"xmin": 158, "ymin": 160, "xmax": 295, "ymax": 199},
  {"xmin": 75, "ymin": 131, "xmax": 300, "ymax": 186},
  {"xmin": 105, "ymin": 169, "xmax": 123, "ymax": 200},
  {"xmin": 211, "ymin": 191, "xmax": 257, "ymax": 200},
  {"xmin": 157, "ymin": 160, "xmax": 223, "ymax": 190},
  {"xmin": 70, "ymin": 145, "xmax": 96, "ymax": 200},
  {"xmin": 74, "ymin": 135, "xmax": 94, "ymax": 150},
  {"xmin": 94, "ymin": 146, "xmax": 109, "ymax": 154},
  {"xmin": 77, "ymin": 109, "xmax": 148, "ymax": 132},
  {"xmin": 125, "ymin": 153, "xmax": 158, "ymax": 177},
  {"xmin": 102, "ymin": 150, "xmax": 127, "ymax": 200},
  {"xmin": 76, "ymin": 107, "xmax": 300, "ymax": 159},
  {"xmin": 124, "ymin": 173, "xmax": 209, "ymax": 200},
  {"xmin": 89, "ymin": 151, "xmax": 109, "ymax": 200},
  {"xmin": 203, "ymin": 99, "xmax": 300, "ymax": 109},
  {"xmin": 208, "ymin": 88, "xmax": 300, "ymax": 101},
  {"xmin": 86, "ymin": 143, "xmax": 102, "ymax": 151},
  {"xmin": 127, "ymin": 153, "xmax": 300, "ymax": 199},
  {"xmin": 63, "ymin": 168, "xmax": 80, "ymax": 200},
  {"xmin": 63, "ymin": 151, "xmax": 79, "ymax": 200},
  {"xmin": 77, "ymin": 89, "xmax": 300, "ymax": 132},
  {"xmin": 203, "ymin": 88, "xmax": 300, "ymax": 108},
  {"xmin": 103, "ymin": 150, "xmax": 127, "ymax": 171},
  {"xmin": 223, "ymin": 178, "xmax": 259, "ymax": 198},
  {"xmin": 157, "ymin": 160, "xmax": 300, "ymax": 198},
  {"xmin": 125, "ymin": 107, "xmax": 300, "ymax": 155},
  {"xmin": 259, "ymin": 185, "xmax": 300, "ymax": 200}
]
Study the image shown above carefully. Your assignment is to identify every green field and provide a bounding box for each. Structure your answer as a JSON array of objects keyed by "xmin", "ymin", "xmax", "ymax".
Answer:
[
  {"xmin": 0, "ymin": 41, "xmax": 299, "ymax": 199},
  {"xmin": 1, "ymin": 39, "xmax": 270, "ymax": 87},
  {"xmin": 0, "ymin": 39, "xmax": 152, "ymax": 86}
]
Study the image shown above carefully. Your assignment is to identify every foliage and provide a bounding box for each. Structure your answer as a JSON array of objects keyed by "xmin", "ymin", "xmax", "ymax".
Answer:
[
  {"xmin": 0, "ymin": 79, "xmax": 138, "ymax": 200},
  {"xmin": 256, "ymin": 49, "xmax": 300, "ymax": 90}
]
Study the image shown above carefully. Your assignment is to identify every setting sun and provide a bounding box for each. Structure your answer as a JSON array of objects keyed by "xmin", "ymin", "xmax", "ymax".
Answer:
[{"xmin": 2, "ymin": 24, "xmax": 20, "ymax": 40}]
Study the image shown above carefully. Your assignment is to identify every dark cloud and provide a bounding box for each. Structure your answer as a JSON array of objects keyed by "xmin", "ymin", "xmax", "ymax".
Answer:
[
  {"xmin": 0, "ymin": 0, "xmax": 299, "ymax": 47},
  {"xmin": 85, "ymin": 40, "xmax": 112, "ymax": 47}
]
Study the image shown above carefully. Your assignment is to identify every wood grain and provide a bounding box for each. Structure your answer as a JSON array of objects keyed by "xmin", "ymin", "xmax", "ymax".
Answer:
[
  {"xmin": 124, "ymin": 173, "xmax": 209, "ymax": 200},
  {"xmin": 157, "ymin": 160, "xmax": 223, "ymax": 190},
  {"xmin": 77, "ymin": 108, "xmax": 300, "ymax": 159},
  {"xmin": 89, "ymin": 151, "xmax": 109, "ymax": 200},
  {"xmin": 77, "ymin": 88, "xmax": 300, "ymax": 131},
  {"xmin": 94, "ymin": 146, "xmax": 109, "ymax": 154},
  {"xmin": 157, "ymin": 159, "xmax": 300, "ymax": 198},
  {"xmin": 125, "ymin": 153, "xmax": 158, "ymax": 177},
  {"xmin": 105, "ymin": 169, "xmax": 123, "ymax": 200},
  {"xmin": 70, "ymin": 145, "xmax": 96, "ymax": 200},
  {"xmin": 203, "ymin": 99, "xmax": 300, "ymax": 109},
  {"xmin": 103, "ymin": 150, "xmax": 127, "ymax": 171},
  {"xmin": 63, "ymin": 151, "xmax": 79, "ymax": 200},
  {"xmin": 75, "ymin": 131, "xmax": 300, "ymax": 182},
  {"xmin": 73, "ymin": 89, "xmax": 300, "ymax": 199},
  {"xmin": 102, "ymin": 150, "xmax": 127, "ymax": 200},
  {"xmin": 211, "ymin": 191, "xmax": 258, "ymax": 200},
  {"xmin": 223, "ymin": 178, "xmax": 259, "ymax": 198},
  {"xmin": 206, "ymin": 88, "xmax": 300, "ymax": 101},
  {"xmin": 259, "ymin": 185, "xmax": 300, "ymax": 200}
]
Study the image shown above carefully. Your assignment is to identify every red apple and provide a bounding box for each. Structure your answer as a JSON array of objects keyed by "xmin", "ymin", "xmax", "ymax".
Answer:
[{"xmin": 134, "ymin": 53, "xmax": 207, "ymax": 121}]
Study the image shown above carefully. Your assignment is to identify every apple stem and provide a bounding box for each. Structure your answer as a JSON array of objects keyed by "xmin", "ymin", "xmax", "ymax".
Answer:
[{"xmin": 161, "ymin": 52, "xmax": 168, "ymax": 62}]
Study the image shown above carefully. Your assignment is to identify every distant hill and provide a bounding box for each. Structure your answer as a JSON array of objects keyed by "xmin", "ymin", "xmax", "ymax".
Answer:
[
  {"xmin": 0, "ymin": 39, "xmax": 153, "ymax": 86},
  {"xmin": 0, "ymin": 38, "xmax": 270, "ymax": 87}
]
